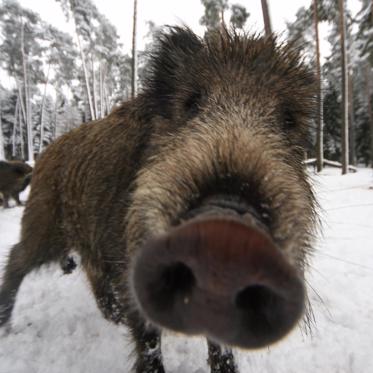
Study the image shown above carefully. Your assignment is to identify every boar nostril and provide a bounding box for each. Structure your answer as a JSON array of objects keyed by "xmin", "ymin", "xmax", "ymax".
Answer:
[
  {"xmin": 235, "ymin": 284, "xmax": 279, "ymax": 313},
  {"xmin": 234, "ymin": 283, "xmax": 299, "ymax": 341},
  {"xmin": 160, "ymin": 262, "xmax": 195, "ymax": 294},
  {"xmin": 152, "ymin": 262, "xmax": 196, "ymax": 309}
]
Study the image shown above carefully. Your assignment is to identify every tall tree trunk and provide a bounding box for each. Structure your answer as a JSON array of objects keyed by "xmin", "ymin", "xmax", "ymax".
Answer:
[
  {"xmin": 131, "ymin": 0, "xmax": 138, "ymax": 98},
  {"xmin": 339, "ymin": 0, "xmax": 349, "ymax": 174},
  {"xmin": 39, "ymin": 63, "xmax": 51, "ymax": 154},
  {"xmin": 73, "ymin": 17, "xmax": 95, "ymax": 121},
  {"xmin": 21, "ymin": 17, "xmax": 34, "ymax": 162},
  {"xmin": 91, "ymin": 56, "xmax": 98, "ymax": 119},
  {"xmin": 16, "ymin": 81, "xmax": 27, "ymax": 159},
  {"xmin": 99, "ymin": 62, "xmax": 104, "ymax": 119},
  {"xmin": 261, "ymin": 0, "xmax": 272, "ymax": 36},
  {"xmin": 369, "ymin": 0, "xmax": 373, "ymax": 167},
  {"xmin": 0, "ymin": 100, "xmax": 5, "ymax": 160},
  {"xmin": 53, "ymin": 95, "xmax": 58, "ymax": 140},
  {"xmin": 313, "ymin": 0, "xmax": 323, "ymax": 172},
  {"xmin": 348, "ymin": 72, "xmax": 356, "ymax": 165},
  {"xmin": 104, "ymin": 84, "xmax": 110, "ymax": 115},
  {"xmin": 19, "ymin": 104, "xmax": 25, "ymax": 160},
  {"xmin": 12, "ymin": 97, "xmax": 19, "ymax": 158},
  {"xmin": 16, "ymin": 81, "xmax": 27, "ymax": 126},
  {"xmin": 365, "ymin": 65, "xmax": 373, "ymax": 167},
  {"xmin": 220, "ymin": 9, "xmax": 226, "ymax": 30}
]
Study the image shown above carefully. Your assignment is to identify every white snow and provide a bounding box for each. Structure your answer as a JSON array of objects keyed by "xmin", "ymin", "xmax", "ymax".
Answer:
[{"xmin": 1, "ymin": 167, "xmax": 373, "ymax": 373}]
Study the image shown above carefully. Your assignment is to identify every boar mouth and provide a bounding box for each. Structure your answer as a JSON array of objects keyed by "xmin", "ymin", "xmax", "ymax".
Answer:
[{"xmin": 180, "ymin": 193, "xmax": 270, "ymax": 233}]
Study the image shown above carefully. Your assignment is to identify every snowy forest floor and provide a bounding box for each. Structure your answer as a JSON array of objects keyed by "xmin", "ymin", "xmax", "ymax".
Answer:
[{"xmin": 0, "ymin": 167, "xmax": 373, "ymax": 373}]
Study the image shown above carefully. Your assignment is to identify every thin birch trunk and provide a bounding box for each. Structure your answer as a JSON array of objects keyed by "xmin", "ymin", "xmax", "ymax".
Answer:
[
  {"xmin": 261, "ymin": 0, "xmax": 272, "ymax": 36},
  {"xmin": 99, "ymin": 62, "xmax": 104, "ymax": 118},
  {"xmin": 19, "ymin": 104, "xmax": 24, "ymax": 160},
  {"xmin": 28, "ymin": 86, "xmax": 33, "ymax": 160},
  {"xmin": 220, "ymin": 9, "xmax": 226, "ymax": 30},
  {"xmin": 348, "ymin": 72, "xmax": 356, "ymax": 165},
  {"xmin": 21, "ymin": 17, "xmax": 34, "ymax": 162},
  {"xmin": 73, "ymin": 16, "xmax": 95, "ymax": 121},
  {"xmin": 16, "ymin": 81, "xmax": 26, "ymax": 160},
  {"xmin": 313, "ymin": 0, "xmax": 324, "ymax": 172},
  {"xmin": 104, "ymin": 84, "xmax": 110, "ymax": 115},
  {"xmin": 39, "ymin": 63, "xmax": 51, "ymax": 153},
  {"xmin": 16, "ymin": 81, "xmax": 26, "ymax": 125},
  {"xmin": 366, "ymin": 0, "xmax": 373, "ymax": 168},
  {"xmin": 131, "ymin": 0, "xmax": 138, "ymax": 98},
  {"xmin": 339, "ymin": 0, "xmax": 349, "ymax": 174},
  {"xmin": 53, "ymin": 95, "xmax": 58, "ymax": 140},
  {"xmin": 91, "ymin": 56, "xmax": 98, "ymax": 119},
  {"xmin": 365, "ymin": 65, "xmax": 373, "ymax": 167},
  {"xmin": 12, "ymin": 97, "xmax": 19, "ymax": 158},
  {"xmin": 0, "ymin": 101, "xmax": 5, "ymax": 160}
]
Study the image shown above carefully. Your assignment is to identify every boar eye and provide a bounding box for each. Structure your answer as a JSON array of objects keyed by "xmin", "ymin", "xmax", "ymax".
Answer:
[
  {"xmin": 184, "ymin": 90, "xmax": 202, "ymax": 118},
  {"xmin": 283, "ymin": 108, "xmax": 296, "ymax": 129}
]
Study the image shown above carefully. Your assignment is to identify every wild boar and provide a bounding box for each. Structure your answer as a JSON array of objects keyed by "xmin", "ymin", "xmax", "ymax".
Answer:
[
  {"xmin": 0, "ymin": 160, "xmax": 32, "ymax": 208},
  {"xmin": 0, "ymin": 27, "xmax": 317, "ymax": 373}
]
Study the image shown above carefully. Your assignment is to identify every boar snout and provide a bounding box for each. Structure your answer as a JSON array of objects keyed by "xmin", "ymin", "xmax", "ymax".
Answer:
[{"xmin": 132, "ymin": 213, "xmax": 305, "ymax": 349}]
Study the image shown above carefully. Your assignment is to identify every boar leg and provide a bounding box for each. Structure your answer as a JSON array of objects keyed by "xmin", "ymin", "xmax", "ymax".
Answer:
[
  {"xmin": 207, "ymin": 341, "xmax": 238, "ymax": 373},
  {"xmin": 1, "ymin": 192, "xmax": 10, "ymax": 208},
  {"xmin": 11, "ymin": 192, "xmax": 22, "ymax": 206},
  {"xmin": 88, "ymin": 270, "xmax": 165, "ymax": 372},
  {"xmin": 0, "ymin": 240, "xmax": 64, "ymax": 326},
  {"xmin": 0, "ymin": 243, "xmax": 27, "ymax": 325},
  {"xmin": 0, "ymin": 208, "xmax": 66, "ymax": 326},
  {"xmin": 127, "ymin": 311, "xmax": 165, "ymax": 373},
  {"xmin": 88, "ymin": 271, "xmax": 128, "ymax": 324}
]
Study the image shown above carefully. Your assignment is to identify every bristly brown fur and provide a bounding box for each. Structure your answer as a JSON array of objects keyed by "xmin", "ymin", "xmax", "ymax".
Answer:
[{"xmin": 0, "ymin": 27, "xmax": 318, "ymax": 373}]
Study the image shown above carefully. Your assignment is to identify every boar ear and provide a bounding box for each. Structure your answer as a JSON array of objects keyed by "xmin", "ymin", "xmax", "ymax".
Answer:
[{"xmin": 142, "ymin": 27, "xmax": 204, "ymax": 119}]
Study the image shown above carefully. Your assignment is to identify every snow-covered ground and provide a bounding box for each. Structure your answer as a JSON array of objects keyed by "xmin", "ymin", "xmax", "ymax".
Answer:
[{"xmin": 0, "ymin": 167, "xmax": 372, "ymax": 373}]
